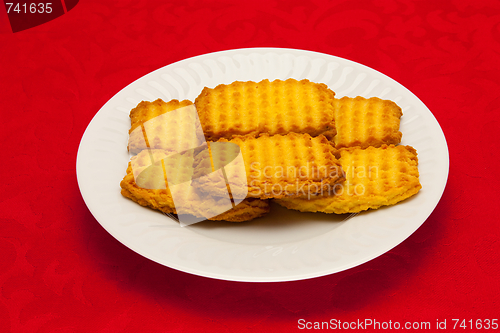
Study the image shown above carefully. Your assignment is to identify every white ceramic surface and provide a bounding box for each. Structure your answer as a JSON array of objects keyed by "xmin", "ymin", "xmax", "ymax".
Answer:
[{"xmin": 76, "ymin": 48, "xmax": 449, "ymax": 282}]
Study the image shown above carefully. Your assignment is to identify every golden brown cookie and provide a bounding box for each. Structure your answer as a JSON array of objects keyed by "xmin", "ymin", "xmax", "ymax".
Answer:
[
  {"xmin": 275, "ymin": 144, "xmax": 421, "ymax": 214},
  {"xmin": 120, "ymin": 149, "xmax": 270, "ymax": 222},
  {"xmin": 127, "ymin": 99, "xmax": 204, "ymax": 154},
  {"xmin": 333, "ymin": 96, "xmax": 402, "ymax": 149},
  {"xmin": 194, "ymin": 133, "xmax": 344, "ymax": 199},
  {"xmin": 195, "ymin": 78, "xmax": 336, "ymax": 141}
]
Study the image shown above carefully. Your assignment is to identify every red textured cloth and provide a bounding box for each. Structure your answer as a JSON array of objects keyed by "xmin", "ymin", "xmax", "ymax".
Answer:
[{"xmin": 1, "ymin": 0, "xmax": 499, "ymax": 332}]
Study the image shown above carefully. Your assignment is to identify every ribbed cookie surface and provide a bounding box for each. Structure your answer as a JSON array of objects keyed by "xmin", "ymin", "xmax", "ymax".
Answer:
[
  {"xmin": 195, "ymin": 133, "xmax": 344, "ymax": 199},
  {"xmin": 195, "ymin": 78, "xmax": 335, "ymax": 141},
  {"xmin": 127, "ymin": 99, "xmax": 203, "ymax": 154},
  {"xmin": 120, "ymin": 149, "xmax": 269, "ymax": 222},
  {"xmin": 275, "ymin": 144, "xmax": 421, "ymax": 214},
  {"xmin": 333, "ymin": 96, "xmax": 402, "ymax": 148}
]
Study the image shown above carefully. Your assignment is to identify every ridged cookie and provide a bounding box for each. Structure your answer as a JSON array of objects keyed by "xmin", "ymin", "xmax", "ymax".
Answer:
[
  {"xmin": 332, "ymin": 96, "xmax": 402, "ymax": 149},
  {"xmin": 120, "ymin": 149, "xmax": 270, "ymax": 222},
  {"xmin": 127, "ymin": 99, "xmax": 204, "ymax": 154},
  {"xmin": 195, "ymin": 78, "xmax": 336, "ymax": 141},
  {"xmin": 194, "ymin": 133, "xmax": 344, "ymax": 199},
  {"xmin": 275, "ymin": 144, "xmax": 421, "ymax": 214}
]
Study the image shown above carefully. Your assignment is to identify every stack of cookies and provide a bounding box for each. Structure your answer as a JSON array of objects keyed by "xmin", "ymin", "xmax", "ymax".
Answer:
[{"xmin": 120, "ymin": 78, "xmax": 421, "ymax": 222}]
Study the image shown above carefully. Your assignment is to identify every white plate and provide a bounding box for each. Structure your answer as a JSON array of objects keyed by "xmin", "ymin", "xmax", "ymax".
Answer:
[{"xmin": 76, "ymin": 48, "xmax": 449, "ymax": 282}]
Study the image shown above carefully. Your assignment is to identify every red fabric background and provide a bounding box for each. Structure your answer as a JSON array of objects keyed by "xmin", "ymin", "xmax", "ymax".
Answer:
[{"xmin": 1, "ymin": 0, "xmax": 499, "ymax": 332}]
